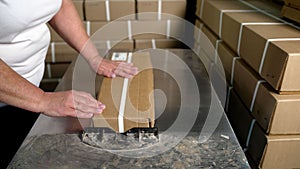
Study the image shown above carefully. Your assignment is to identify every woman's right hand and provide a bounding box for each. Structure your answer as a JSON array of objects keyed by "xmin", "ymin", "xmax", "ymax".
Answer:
[{"xmin": 40, "ymin": 90, "xmax": 105, "ymax": 118}]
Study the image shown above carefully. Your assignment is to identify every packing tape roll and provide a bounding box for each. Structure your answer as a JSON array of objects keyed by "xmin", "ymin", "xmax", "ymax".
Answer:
[
  {"xmin": 105, "ymin": 0, "xmax": 111, "ymax": 21},
  {"xmin": 237, "ymin": 22, "xmax": 285, "ymax": 56},
  {"xmin": 218, "ymin": 10, "xmax": 257, "ymax": 37},
  {"xmin": 230, "ymin": 57, "xmax": 241, "ymax": 86},
  {"xmin": 127, "ymin": 20, "xmax": 132, "ymax": 40},
  {"xmin": 118, "ymin": 52, "xmax": 132, "ymax": 133},
  {"xmin": 250, "ymin": 80, "xmax": 266, "ymax": 112},
  {"xmin": 151, "ymin": 39, "xmax": 157, "ymax": 49},
  {"xmin": 51, "ymin": 42, "xmax": 55, "ymax": 63},
  {"xmin": 259, "ymin": 38, "xmax": 300, "ymax": 75},
  {"xmin": 158, "ymin": 0, "xmax": 162, "ymax": 20},
  {"xmin": 245, "ymin": 119, "xmax": 256, "ymax": 149}
]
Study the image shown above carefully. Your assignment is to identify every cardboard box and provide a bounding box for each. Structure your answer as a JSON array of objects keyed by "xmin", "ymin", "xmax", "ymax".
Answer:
[
  {"xmin": 135, "ymin": 38, "xmax": 183, "ymax": 50},
  {"xmin": 87, "ymin": 20, "xmax": 185, "ymax": 40},
  {"xmin": 240, "ymin": 25, "xmax": 300, "ymax": 93},
  {"xmin": 93, "ymin": 52, "xmax": 155, "ymax": 133},
  {"xmin": 44, "ymin": 63, "xmax": 71, "ymax": 78},
  {"xmin": 84, "ymin": 0, "xmax": 136, "ymax": 21},
  {"xmin": 227, "ymin": 89, "xmax": 253, "ymax": 148},
  {"xmin": 136, "ymin": 0, "xmax": 186, "ymax": 20},
  {"xmin": 48, "ymin": 22, "xmax": 87, "ymax": 42},
  {"xmin": 73, "ymin": 0, "xmax": 84, "ymax": 20},
  {"xmin": 200, "ymin": 0, "xmax": 253, "ymax": 38},
  {"xmin": 131, "ymin": 19, "xmax": 185, "ymax": 39},
  {"xmin": 248, "ymin": 122, "xmax": 300, "ymax": 169},
  {"xmin": 281, "ymin": 5, "xmax": 300, "ymax": 24},
  {"xmin": 284, "ymin": 0, "xmax": 300, "ymax": 9},
  {"xmin": 228, "ymin": 88, "xmax": 300, "ymax": 169},
  {"xmin": 232, "ymin": 59, "xmax": 300, "ymax": 134},
  {"xmin": 46, "ymin": 42, "xmax": 78, "ymax": 63},
  {"xmin": 221, "ymin": 11, "xmax": 280, "ymax": 54}
]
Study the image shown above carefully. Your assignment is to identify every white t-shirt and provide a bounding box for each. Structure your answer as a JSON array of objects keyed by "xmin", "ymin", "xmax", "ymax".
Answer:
[{"xmin": 0, "ymin": 0, "xmax": 62, "ymax": 86}]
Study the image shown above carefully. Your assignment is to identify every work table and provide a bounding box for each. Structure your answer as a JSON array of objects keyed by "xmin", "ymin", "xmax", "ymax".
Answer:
[{"xmin": 8, "ymin": 49, "xmax": 250, "ymax": 169}]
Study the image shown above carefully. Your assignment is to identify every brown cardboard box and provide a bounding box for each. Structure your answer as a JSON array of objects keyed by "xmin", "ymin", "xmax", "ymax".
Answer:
[
  {"xmin": 93, "ymin": 52, "xmax": 155, "ymax": 133},
  {"xmin": 217, "ymin": 42, "xmax": 238, "ymax": 85},
  {"xmin": 136, "ymin": 0, "xmax": 186, "ymax": 20},
  {"xmin": 233, "ymin": 59, "xmax": 300, "ymax": 134},
  {"xmin": 131, "ymin": 19, "xmax": 185, "ymax": 39},
  {"xmin": 281, "ymin": 5, "xmax": 300, "ymax": 24},
  {"xmin": 87, "ymin": 20, "xmax": 185, "ymax": 40},
  {"xmin": 48, "ymin": 22, "xmax": 87, "ymax": 42},
  {"xmin": 227, "ymin": 89, "xmax": 253, "ymax": 148},
  {"xmin": 84, "ymin": 0, "xmax": 136, "ymax": 21},
  {"xmin": 240, "ymin": 25, "xmax": 300, "ymax": 93},
  {"xmin": 135, "ymin": 38, "xmax": 183, "ymax": 50},
  {"xmin": 228, "ymin": 88, "xmax": 300, "ymax": 169},
  {"xmin": 221, "ymin": 11, "xmax": 280, "ymax": 54},
  {"xmin": 73, "ymin": 0, "xmax": 84, "ymax": 20},
  {"xmin": 46, "ymin": 42, "xmax": 78, "ymax": 63},
  {"xmin": 44, "ymin": 63, "xmax": 71, "ymax": 78},
  {"xmin": 94, "ymin": 40, "xmax": 134, "ymax": 51},
  {"xmin": 248, "ymin": 122, "xmax": 300, "ymax": 169},
  {"xmin": 200, "ymin": 0, "xmax": 253, "ymax": 38},
  {"xmin": 284, "ymin": 0, "xmax": 300, "ymax": 9}
]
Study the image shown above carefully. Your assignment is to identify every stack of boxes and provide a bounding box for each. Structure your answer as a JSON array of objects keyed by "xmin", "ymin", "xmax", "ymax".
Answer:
[
  {"xmin": 41, "ymin": 0, "xmax": 187, "ymax": 91},
  {"xmin": 281, "ymin": 0, "xmax": 300, "ymax": 24},
  {"xmin": 194, "ymin": 0, "xmax": 300, "ymax": 169}
]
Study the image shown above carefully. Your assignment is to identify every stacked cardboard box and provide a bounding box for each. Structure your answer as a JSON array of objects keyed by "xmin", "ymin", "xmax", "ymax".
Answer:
[
  {"xmin": 194, "ymin": 0, "xmax": 300, "ymax": 168},
  {"xmin": 281, "ymin": 0, "xmax": 300, "ymax": 24},
  {"xmin": 43, "ymin": 0, "xmax": 187, "ymax": 91}
]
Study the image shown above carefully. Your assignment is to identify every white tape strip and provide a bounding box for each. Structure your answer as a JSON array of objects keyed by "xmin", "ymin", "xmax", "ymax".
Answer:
[
  {"xmin": 239, "ymin": 0, "xmax": 300, "ymax": 30},
  {"xmin": 225, "ymin": 86, "xmax": 233, "ymax": 112},
  {"xmin": 196, "ymin": 23, "xmax": 204, "ymax": 43},
  {"xmin": 158, "ymin": 0, "xmax": 162, "ymax": 20},
  {"xmin": 127, "ymin": 20, "xmax": 132, "ymax": 40},
  {"xmin": 214, "ymin": 40, "xmax": 223, "ymax": 63},
  {"xmin": 250, "ymin": 80, "xmax": 266, "ymax": 112},
  {"xmin": 166, "ymin": 19, "xmax": 171, "ymax": 38},
  {"xmin": 51, "ymin": 42, "xmax": 55, "ymax": 63},
  {"xmin": 230, "ymin": 57, "xmax": 241, "ymax": 85},
  {"xmin": 259, "ymin": 38, "xmax": 300, "ymax": 75},
  {"xmin": 245, "ymin": 119, "xmax": 256, "ymax": 148},
  {"xmin": 106, "ymin": 40, "xmax": 111, "ymax": 49},
  {"xmin": 151, "ymin": 39, "xmax": 157, "ymax": 49},
  {"xmin": 46, "ymin": 63, "xmax": 52, "ymax": 78},
  {"xmin": 118, "ymin": 52, "xmax": 132, "ymax": 133},
  {"xmin": 199, "ymin": 0, "xmax": 205, "ymax": 19},
  {"xmin": 86, "ymin": 21, "xmax": 91, "ymax": 36},
  {"xmin": 219, "ymin": 10, "xmax": 257, "ymax": 37},
  {"xmin": 105, "ymin": 0, "xmax": 111, "ymax": 21},
  {"xmin": 237, "ymin": 22, "xmax": 285, "ymax": 56}
]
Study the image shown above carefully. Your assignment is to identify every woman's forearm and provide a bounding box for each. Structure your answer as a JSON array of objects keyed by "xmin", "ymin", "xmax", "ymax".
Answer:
[
  {"xmin": 0, "ymin": 59, "xmax": 45, "ymax": 113},
  {"xmin": 48, "ymin": 0, "xmax": 99, "ymax": 62}
]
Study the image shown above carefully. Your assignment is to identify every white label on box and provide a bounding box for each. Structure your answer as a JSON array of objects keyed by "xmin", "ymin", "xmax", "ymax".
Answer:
[{"xmin": 111, "ymin": 52, "xmax": 127, "ymax": 61}]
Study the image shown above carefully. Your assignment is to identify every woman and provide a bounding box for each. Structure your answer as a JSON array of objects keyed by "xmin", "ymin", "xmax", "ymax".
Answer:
[{"xmin": 0, "ymin": 0, "xmax": 138, "ymax": 167}]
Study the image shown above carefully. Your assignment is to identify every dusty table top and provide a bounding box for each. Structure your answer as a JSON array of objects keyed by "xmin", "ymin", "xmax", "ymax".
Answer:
[{"xmin": 8, "ymin": 49, "xmax": 250, "ymax": 168}]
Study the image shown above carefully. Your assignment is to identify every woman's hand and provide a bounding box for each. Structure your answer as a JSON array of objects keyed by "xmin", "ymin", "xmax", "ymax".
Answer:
[
  {"xmin": 40, "ymin": 90, "xmax": 105, "ymax": 118},
  {"xmin": 88, "ymin": 55, "xmax": 138, "ymax": 78}
]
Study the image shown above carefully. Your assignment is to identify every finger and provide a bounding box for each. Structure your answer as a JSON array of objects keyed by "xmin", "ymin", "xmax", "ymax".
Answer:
[
  {"xmin": 72, "ymin": 91, "xmax": 105, "ymax": 114},
  {"xmin": 114, "ymin": 63, "xmax": 138, "ymax": 78}
]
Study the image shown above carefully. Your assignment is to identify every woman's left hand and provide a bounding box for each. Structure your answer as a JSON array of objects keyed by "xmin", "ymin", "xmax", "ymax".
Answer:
[{"xmin": 88, "ymin": 56, "xmax": 138, "ymax": 78}]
